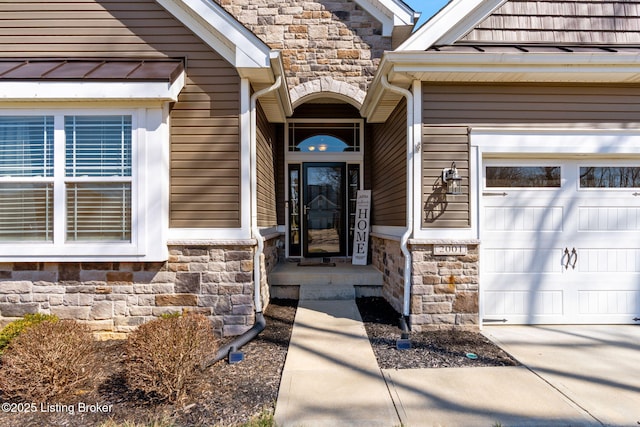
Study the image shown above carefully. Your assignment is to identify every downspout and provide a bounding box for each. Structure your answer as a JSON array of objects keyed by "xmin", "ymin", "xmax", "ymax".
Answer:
[
  {"xmin": 380, "ymin": 74, "xmax": 413, "ymax": 339},
  {"xmin": 207, "ymin": 76, "xmax": 283, "ymax": 366}
]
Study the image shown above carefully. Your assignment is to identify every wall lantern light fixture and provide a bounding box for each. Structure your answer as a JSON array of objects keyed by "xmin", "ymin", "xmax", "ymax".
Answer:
[{"xmin": 442, "ymin": 162, "xmax": 463, "ymax": 195}]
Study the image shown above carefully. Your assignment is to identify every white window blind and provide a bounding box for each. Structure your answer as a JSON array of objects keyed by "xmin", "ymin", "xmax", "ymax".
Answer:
[
  {"xmin": 66, "ymin": 183, "xmax": 131, "ymax": 241},
  {"xmin": 65, "ymin": 116, "xmax": 132, "ymax": 177},
  {"xmin": 0, "ymin": 114, "xmax": 133, "ymax": 243},
  {"xmin": 0, "ymin": 184, "xmax": 53, "ymax": 241},
  {"xmin": 65, "ymin": 115, "xmax": 133, "ymax": 242},
  {"xmin": 0, "ymin": 116, "xmax": 54, "ymax": 177}
]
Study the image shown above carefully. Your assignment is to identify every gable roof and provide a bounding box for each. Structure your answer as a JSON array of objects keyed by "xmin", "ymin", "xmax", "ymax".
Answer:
[
  {"xmin": 397, "ymin": 0, "xmax": 506, "ymax": 51},
  {"xmin": 355, "ymin": 0, "xmax": 419, "ymax": 36},
  {"xmin": 460, "ymin": 0, "xmax": 640, "ymax": 45},
  {"xmin": 156, "ymin": 0, "xmax": 291, "ymax": 121},
  {"xmin": 364, "ymin": 0, "xmax": 640, "ymax": 122}
]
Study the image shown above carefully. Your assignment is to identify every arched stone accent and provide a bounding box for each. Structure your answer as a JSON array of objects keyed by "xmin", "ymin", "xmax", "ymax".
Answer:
[{"xmin": 290, "ymin": 78, "xmax": 366, "ymax": 109}]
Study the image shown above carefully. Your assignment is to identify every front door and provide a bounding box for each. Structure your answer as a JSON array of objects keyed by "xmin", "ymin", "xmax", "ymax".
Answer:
[{"xmin": 303, "ymin": 163, "xmax": 345, "ymax": 257}]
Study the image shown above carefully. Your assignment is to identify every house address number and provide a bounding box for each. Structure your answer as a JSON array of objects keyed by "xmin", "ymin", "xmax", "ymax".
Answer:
[{"xmin": 433, "ymin": 244, "xmax": 468, "ymax": 256}]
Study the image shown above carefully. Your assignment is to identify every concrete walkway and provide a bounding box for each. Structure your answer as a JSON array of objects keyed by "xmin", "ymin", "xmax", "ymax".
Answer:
[
  {"xmin": 273, "ymin": 298, "xmax": 398, "ymax": 427},
  {"xmin": 274, "ymin": 299, "xmax": 640, "ymax": 427}
]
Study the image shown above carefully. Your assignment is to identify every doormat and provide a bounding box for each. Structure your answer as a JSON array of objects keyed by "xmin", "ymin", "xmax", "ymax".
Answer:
[{"xmin": 297, "ymin": 259, "xmax": 336, "ymax": 267}]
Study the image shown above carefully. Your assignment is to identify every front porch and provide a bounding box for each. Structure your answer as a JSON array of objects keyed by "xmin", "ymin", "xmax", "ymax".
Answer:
[{"xmin": 268, "ymin": 261, "xmax": 383, "ymax": 300}]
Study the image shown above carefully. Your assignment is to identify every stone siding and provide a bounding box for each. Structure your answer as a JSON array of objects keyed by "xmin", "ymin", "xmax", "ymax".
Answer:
[
  {"xmin": 371, "ymin": 236, "xmax": 404, "ymax": 314},
  {"xmin": 0, "ymin": 244, "xmax": 267, "ymax": 337},
  {"xmin": 215, "ymin": 0, "xmax": 392, "ymax": 94},
  {"xmin": 372, "ymin": 237, "xmax": 480, "ymax": 331},
  {"xmin": 410, "ymin": 243, "xmax": 479, "ymax": 331}
]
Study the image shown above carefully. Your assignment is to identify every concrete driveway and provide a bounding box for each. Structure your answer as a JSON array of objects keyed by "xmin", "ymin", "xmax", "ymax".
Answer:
[
  {"xmin": 484, "ymin": 325, "xmax": 640, "ymax": 427},
  {"xmin": 384, "ymin": 325, "xmax": 640, "ymax": 427}
]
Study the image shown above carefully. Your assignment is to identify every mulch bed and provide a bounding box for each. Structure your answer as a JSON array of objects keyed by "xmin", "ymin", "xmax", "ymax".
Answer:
[
  {"xmin": 0, "ymin": 297, "xmax": 518, "ymax": 427},
  {"xmin": 357, "ymin": 297, "xmax": 519, "ymax": 370},
  {"xmin": 0, "ymin": 299, "xmax": 297, "ymax": 427}
]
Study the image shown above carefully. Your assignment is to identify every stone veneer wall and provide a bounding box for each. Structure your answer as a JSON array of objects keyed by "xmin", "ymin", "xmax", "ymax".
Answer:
[
  {"xmin": 372, "ymin": 236, "xmax": 480, "ymax": 331},
  {"xmin": 215, "ymin": 0, "xmax": 391, "ymax": 93},
  {"xmin": 371, "ymin": 236, "xmax": 404, "ymax": 314},
  {"xmin": 410, "ymin": 243, "xmax": 479, "ymax": 331},
  {"xmin": 0, "ymin": 242, "xmax": 283, "ymax": 337}
]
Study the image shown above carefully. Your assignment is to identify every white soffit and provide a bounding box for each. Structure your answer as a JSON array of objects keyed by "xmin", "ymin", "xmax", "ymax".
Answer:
[
  {"xmin": 388, "ymin": 51, "xmax": 640, "ymax": 84},
  {"xmin": 156, "ymin": 0, "xmax": 271, "ymax": 72},
  {"xmin": 355, "ymin": 0, "xmax": 417, "ymax": 36},
  {"xmin": 397, "ymin": 0, "xmax": 506, "ymax": 51}
]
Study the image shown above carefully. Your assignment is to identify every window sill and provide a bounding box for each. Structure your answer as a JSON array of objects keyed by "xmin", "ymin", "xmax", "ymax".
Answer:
[{"xmin": 0, "ymin": 242, "xmax": 168, "ymax": 262}]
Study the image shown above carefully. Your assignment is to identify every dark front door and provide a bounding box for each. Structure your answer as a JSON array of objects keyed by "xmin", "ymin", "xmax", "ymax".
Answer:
[{"xmin": 303, "ymin": 163, "xmax": 345, "ymax": 257}]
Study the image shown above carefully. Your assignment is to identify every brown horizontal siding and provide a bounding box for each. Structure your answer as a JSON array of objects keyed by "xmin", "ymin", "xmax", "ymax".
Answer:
[
  {"xmin": 421, "ymin": 83, "xmax": 640, "ymax": 229},
  {"xmin": 0, "ymin": 0, "xmax": 242, "ymax": 229},
  {"xmin": 370, "ymin": 100, "xmax": 406, "ymax": 227},
  {"xmin": 423, "ymin": 84, "xmax": 640, "ymax": 126},
  {"xmin": 256, "ymin": 103, "xmax": 278, "ymax": 228},
  {"xmin": 421, "ymin": 127, "xmax": 470, "ymax": 229}
]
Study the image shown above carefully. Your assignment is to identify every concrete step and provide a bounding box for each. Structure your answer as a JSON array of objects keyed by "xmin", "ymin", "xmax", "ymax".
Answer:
[
  {"xmin": 268, "ymin": 263, "xmax": 383, "ymax": 286},
  {"xmin": 299, "ymin": 284, "xmax": 355, "ymax": 301}
]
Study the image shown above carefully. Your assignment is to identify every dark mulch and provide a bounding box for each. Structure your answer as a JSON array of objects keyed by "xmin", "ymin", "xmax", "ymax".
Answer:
[
  {"xmin": 0, "ymin": 297, "xmax": 518, "ymax": 427},
  {"xmin": 0, "ymin": 299, "xmax": 297, "ymax": 427},
  {"xmin": 357, "ymin": 297, "xmax": 519, "ymax": 370}
]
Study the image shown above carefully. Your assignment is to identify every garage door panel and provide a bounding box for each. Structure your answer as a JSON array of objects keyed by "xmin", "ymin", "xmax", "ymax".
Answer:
[
  {"xmin": 578, "ymin": 290, "xmax": 640, "ymax": 316},
  {"xmin": 485, "ymin": 206, "xmax": 563, "ymax": 232},
  {"xmin": 482, "ymin": 159, "xmax": 640, "ymax": 325},
  {"xmin": 578, "ymin": 206, "xmax": 640, "ymax": 231},
  {"xmin": 575, "ymin": 248, "xmax": 640, "ymax": 273},
  {"xmin": 485, "ymin": 290, "xmax": 564, "ymax": 317},
  {"xmin": 485, "ymin": 248, "xmax": 563, "ymax": 273}
]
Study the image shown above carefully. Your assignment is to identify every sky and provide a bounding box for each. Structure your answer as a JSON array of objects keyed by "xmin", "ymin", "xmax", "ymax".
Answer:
[{"xmin": 404, "ymin": 0, "xmax": 450, "ymax": 29}]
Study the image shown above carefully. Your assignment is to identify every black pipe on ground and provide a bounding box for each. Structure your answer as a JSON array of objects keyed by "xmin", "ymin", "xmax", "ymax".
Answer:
[{"xmin": 204, "ymin": 312, "xmax": 266, "ymax": 367}]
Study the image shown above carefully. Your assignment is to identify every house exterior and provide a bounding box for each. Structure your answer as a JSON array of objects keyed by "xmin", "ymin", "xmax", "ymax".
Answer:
[{"xmin": 0, "ymin": 0, "xmax": 639, "ymax": 335}]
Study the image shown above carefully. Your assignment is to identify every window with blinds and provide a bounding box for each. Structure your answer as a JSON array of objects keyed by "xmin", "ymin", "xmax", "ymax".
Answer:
[
  {"xmin": 65, "ymin": 116, "xmax": 132, "ymax": 241},
  {"xmin": 0, "ymin": 114, "xmax": 133, "ymax": 243},
  {"xmin": 0, "ymin": 116, "xmax": 54, "ymax": 241}
]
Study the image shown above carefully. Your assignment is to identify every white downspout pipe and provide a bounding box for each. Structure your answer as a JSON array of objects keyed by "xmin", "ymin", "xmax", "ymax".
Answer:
[
  {"xmin": 380, "ymin": 74, "xmax": 414, "ymax": 332},
  {"xmin": 208, "ymin": 76, "xmax": 283, "ymax": 365},
  {"xmin": 250, "ymin": 76, "xmax": 283, "ymax": 313}
]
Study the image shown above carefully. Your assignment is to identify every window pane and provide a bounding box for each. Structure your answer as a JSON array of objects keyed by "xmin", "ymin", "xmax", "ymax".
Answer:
[
  {"xmin": 66, "ymin": 183, "xmax": 131, "ymax": 241},
  {"xmin": 65, "ymin": 115, "xmax": 132, "ymax": 177},
  {"xmin": 580, "ymin": 167, "xmax": 640, "ymax": 188},
  {"xmin": 486, "ymin": 167, "xmax": 561, "ymax": 187},
  {"xmin": 0, "ymin": 116, "xmax": 54, "ymax": 177},
  {"xmin": 0, "ymin": 184, "xmax": 53, "ymax": 241},
  {"xmin": 289, "ymin": 122, "xmax": 360, "ymax": 152}
]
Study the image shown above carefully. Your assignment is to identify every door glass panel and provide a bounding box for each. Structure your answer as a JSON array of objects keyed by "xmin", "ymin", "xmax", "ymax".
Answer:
[
  {"xmin": 580, "ymin": 167, "xmax": 640, "ymax": 188},
  {"xmin": 304, "ymin": 164, "xmax": 344, "ymax": 256},
  {"xmin": 288, "ymin": 165, "xmax": 301, "ymax": 257},
  {"xmin": 486, "ymin": 166, "xmax": 561, "ymax": 187}
]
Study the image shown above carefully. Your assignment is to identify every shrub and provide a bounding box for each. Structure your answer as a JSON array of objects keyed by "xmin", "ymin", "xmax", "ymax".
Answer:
[
  {"xmin": 124, "ymin": 313, "xmax": 218, "ymax": 403},
  {"xmin": 0, "ymin": 319, "xmax": 97, "ymax": 402},
  {"xmin": 0, "ymin": 313, "xmax": 59, "ymax": 355}
]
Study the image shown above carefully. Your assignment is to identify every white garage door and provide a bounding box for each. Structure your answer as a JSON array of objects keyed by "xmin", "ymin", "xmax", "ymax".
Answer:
[{"xmin": 482, "ymin": 159, "xmax": 640, "ymax": 324}]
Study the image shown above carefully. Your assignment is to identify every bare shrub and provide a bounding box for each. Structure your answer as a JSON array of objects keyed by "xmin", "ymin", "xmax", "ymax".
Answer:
[
  {"xmin": 0, "ymin": 313, "xmax": 59, "ymax": 355},
  {"xmin": 124, "ymin": 313, "xmax": 218, "ymax": 403},
  {"xmin": 0, "ymin": 319, "xmax": 97, "ymax": 402}
]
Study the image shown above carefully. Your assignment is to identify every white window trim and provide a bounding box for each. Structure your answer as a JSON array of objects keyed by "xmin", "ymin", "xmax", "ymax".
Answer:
[
  {"xmin": 283, "ymin": 118, "xmax": 365, "ymax": 258},
  {"xmin": 0, "ymin": 79, "xmax": 185, "ymax": 103},
  {"xmin": 0, "ymin": 106, "xmax": 169, "ymax": 262}
]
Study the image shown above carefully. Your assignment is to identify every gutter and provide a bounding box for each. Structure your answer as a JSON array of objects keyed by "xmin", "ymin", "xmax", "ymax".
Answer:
[
  {"xmin": 206, "ymin": 76, "xmax": 283, "ymax": 366},
  {"xmin": 380, "ymin": 74, "xmax": 413, "ymax": 340}
]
